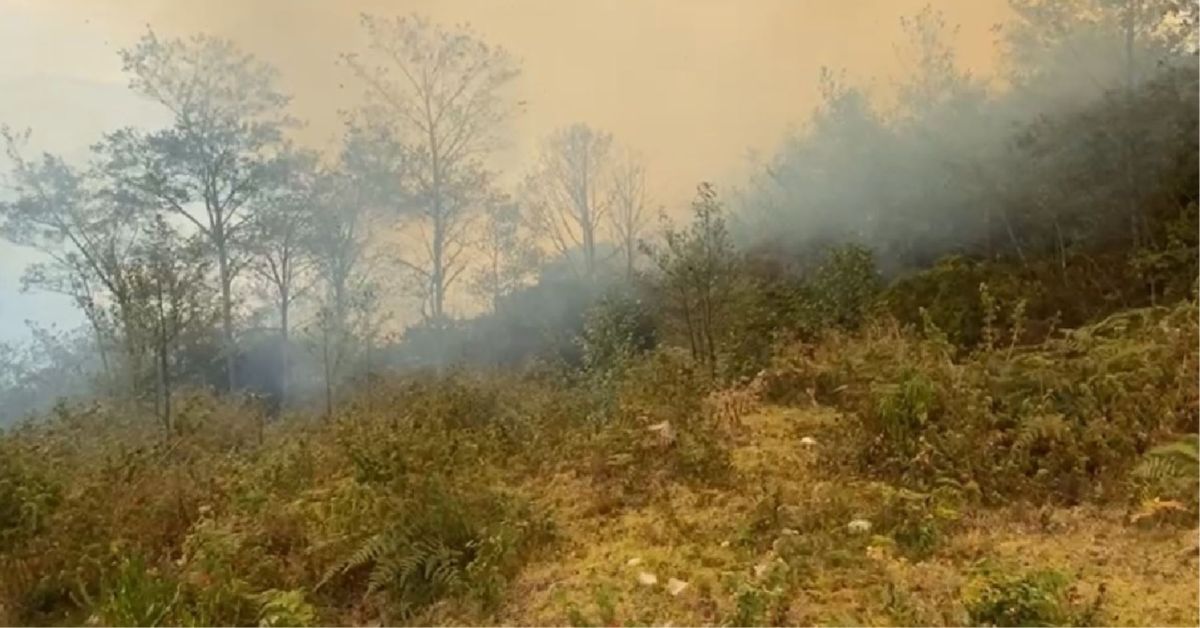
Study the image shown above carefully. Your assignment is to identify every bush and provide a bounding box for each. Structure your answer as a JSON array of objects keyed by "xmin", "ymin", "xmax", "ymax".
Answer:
[
  {"xmin": 579, "ymin": 292, "xmax": 657, "ymax": 376},
  {"xmin": 318, "ymin": 478, "xmax": 555, "ymax": 620},
  {"xmin": 779, "ymin": 295, "xmax": 1197, "ymax": 503},
  {"xmin": 965, "ymin": 566, "xmax": 1102, "ymax": 627},
  {"xmin": 587, "ymin": 349, "xmax": 733, "ymax": 495}
]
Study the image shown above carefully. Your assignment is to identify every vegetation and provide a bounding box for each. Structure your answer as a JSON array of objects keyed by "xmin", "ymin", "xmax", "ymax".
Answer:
[{"xmin": 0, "ymin": 0, "xmax": 1197, "ymax": 625}]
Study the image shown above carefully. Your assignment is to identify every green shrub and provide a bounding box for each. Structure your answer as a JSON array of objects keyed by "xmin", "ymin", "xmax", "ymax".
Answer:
[
  {"xmin": 0, "ymin": 446, "xmax": 60, "ymax": 551},
  {"xmin": 255, "ymin": 589, "xmax": 317, "ymax": 627},
  {"xmin": 812, "ymin": 297, "xmax": 1198, "ymax": 503},
  {"xmin": 587, "ymin": 349, "xmax": 733, "ymax": 494},
  {"xmin": 579, "ymin": 292, "xmax": 656, "ymax": 376},
  {"xmin": 966, "ymin": 566, "xmax": 1102, "ymax": 627},
  {"xmin": 803, "ymin": 243, "xmax": 882, "ymax": 331},
  {"xmin": 87, "ymin": 555, "xmax": 182, "ymax": 627}
]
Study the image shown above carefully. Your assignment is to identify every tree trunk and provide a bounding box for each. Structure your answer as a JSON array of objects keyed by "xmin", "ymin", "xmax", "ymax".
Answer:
[
  {"xmin": 1123, "ymin": 0, "xmax": 1143, "ymax": 249},
  {"xmin": 155, "ymin": 285, "xmax": 171, "ymax": 435},
  {"xmin": 279, "ymin": 287, "xmax": 290, "ymax": 409},
  {"xmin": 322, "ymin": 318, "xmax": 334, "ymax": 418},
  {"xmin": 216, "ymin": 243, "xmax": 237, "ymax": 392},
  {"xmin": 625, "ymin": 239, "xmax": 635, "ymax": 281},
  {"xmin": 432, "ymin": 209, "xmax": 445, "ymax": 320}
]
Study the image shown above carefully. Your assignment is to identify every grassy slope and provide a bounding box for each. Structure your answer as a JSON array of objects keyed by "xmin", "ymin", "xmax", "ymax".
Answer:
[{"xmin": 438, "ymin": 406, "xmax": 1200, "ymax": 626}]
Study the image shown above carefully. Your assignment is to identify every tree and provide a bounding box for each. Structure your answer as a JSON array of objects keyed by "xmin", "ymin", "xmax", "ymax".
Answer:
[
  {"xmin": 127, "ymin": 215, "xmax": 215, "ymax": 433},
  {"xmin": 645, "ymin": 183, "xmax": 739, "ymax": 377},
  {"xmin": 247, "ymin": 149, "xmax": 318, "ymax": 407},
  {"xmin": 522, "ymin": 123, "xmax": 616, "ymax": 280},
  {"xmin": 306, "ymin": 169, "xmax": 379, "ymax": 416},
  {"xmin": 607, "ymin": 148, "xmax": 652, "ymax": 280},
  {"xmin": 344, "ymin": 14, "xmax": 520, "ymax": 322},
  {"xmin": 0, "ymin": 127, "xmax": 142, "ymax": 393},
  {"xmin": 103, "ymin": 29, "xmax": 295, "ymax": 392},
  {"xmin": 468, "ymin": 199, "xmax": 540, "ymax": 313}
]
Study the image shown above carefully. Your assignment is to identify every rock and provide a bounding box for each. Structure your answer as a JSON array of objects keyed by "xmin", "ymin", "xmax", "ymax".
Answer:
[
  {"xmin": 637, "ymin": 571, "xmax": 658, "ymax": 586},
  {"xmin": 719, "ymin": 540, "xmax": 731, "ymax": 548},
  {"xmin": 627, "ymin": 557, "xmax": 643, "ymax": 567},
  {"xmin": 799, "ymin": 436, "xmax": 818, "ymax": 446},
  {"xmin": 847, "ymin": 518, "xmax": 872, "ymax": 534},
  {"xmin": 666, "ymin": 578, "xmax": 689, "ymax": 596}
]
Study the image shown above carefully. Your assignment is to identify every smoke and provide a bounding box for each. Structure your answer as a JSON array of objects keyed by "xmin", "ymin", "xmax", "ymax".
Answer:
[{"xmin": 730, "ymin": 1, "xmax": 1199, "ymax": 274}]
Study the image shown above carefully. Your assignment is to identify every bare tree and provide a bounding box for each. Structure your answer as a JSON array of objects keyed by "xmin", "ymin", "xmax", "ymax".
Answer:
[
  {"xmin": 468, "ymin": 198, "xmax": 540, "ymax": 312},
  {"xmin": 105, "ymin": 28, "xmax": 295, "ymax": 392},
  {"xmin": 607, "ymin": 149, "xmax": 652, "ymax": 280},
  {"xmin": 247, "ymin": 149, "xmax": 318, "ymax": 407},
  {"xmin": 522, "ymin": 123, "xmax": 615, "ymax": 279},
  {"xmin": 344, "ymin": 14, "xmax": 520, "ymax": 322},
  {"xmin": 306, "ymin": 169, "xmax": 378, "ymax": 416}
]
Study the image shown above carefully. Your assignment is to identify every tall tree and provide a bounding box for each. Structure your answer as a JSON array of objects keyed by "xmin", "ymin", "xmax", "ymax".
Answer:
[
  {"xmin": 607, "ymin": 149, "xmax": 651, "ymax": 280},
  {"xmin": 247, "ymin": 149, "xmax": 318, "ymax": 407},
  {"xmin": 344, "ymin": 14, "xmax": 520, "ymax": 322},
  {"xmin": 104, "ymin": 29, "xmax": 295, "ymax": 392},
  {"xmin": 306, "ymin": 169, "xmax": 378, "ymax": 416},
  {"xmin": 522, "ymin": 123, "xmax": 615, "ymax": 279}
]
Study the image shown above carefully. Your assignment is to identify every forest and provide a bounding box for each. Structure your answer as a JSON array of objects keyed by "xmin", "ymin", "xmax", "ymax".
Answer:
[{"xmin": 0, "ymin": 0, "xmax": 1197, "ymax": 625}]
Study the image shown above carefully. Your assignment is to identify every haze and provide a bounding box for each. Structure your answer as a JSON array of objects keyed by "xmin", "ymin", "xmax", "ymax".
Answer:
[{"xmin": 0, "ymin": 0, "xmax": 1013, "ymax": 338}]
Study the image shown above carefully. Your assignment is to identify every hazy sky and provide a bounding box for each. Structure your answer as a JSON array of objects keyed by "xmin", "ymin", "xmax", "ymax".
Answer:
[{"xmin": 0, "ymin": 0, "xmax": 1012, "ymax": 338}]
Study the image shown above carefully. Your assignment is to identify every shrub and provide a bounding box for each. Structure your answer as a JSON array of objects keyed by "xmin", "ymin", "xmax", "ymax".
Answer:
[
  {"xmin": 965, "ymin": 566, "xmax": 1102, "ymax": 627},
  {"xmin": 587, "ymin": 349, "xmax": 733, "ymax": 495},
  {"xmin": 579, "ymin": 292, "xmax": 656, "ymax": 376},
  {"xmin": 779, "ymin": 297, "xmax": 1197, "ymax": 503},
  {"xmin": 803, "ymin": 243, "xmax": 882, "ymax": 331},
  {"xmin": 319, "ymin": 478, "xmax": 555, "ymax": 620}
]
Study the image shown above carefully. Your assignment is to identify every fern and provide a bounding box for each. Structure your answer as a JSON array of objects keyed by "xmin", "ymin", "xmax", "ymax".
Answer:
[
  {"xmin": 317, "ymin": 485, "xmax": 551, "ymax": 618},
  {"xmin": 1014, "ymin": 414, "xmax": 1070, "ymax": 451},
  {"xmin": 1134, "ymin": 434, "xmax": 1199, "ymax": 489}
]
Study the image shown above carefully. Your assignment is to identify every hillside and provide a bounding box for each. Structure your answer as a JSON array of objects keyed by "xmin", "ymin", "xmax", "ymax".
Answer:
[{"xmin": 1, "ymin": 295, "xmax": 1195, "ymax": 626}]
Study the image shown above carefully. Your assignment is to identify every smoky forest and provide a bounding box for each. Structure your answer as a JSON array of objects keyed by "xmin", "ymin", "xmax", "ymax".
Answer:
[{"xmin": 0, "ymin": 1, "xmax": 1198, "ymax": 626}]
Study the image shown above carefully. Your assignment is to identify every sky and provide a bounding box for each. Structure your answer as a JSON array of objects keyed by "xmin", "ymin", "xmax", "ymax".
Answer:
[{"xmin": 0, "ymin": 0, "xmax": 1012, "ymax": 340}]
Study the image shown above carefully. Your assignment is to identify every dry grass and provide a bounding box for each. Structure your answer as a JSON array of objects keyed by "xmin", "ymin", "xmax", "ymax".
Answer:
[{"xmin": 474, "ymin": 405, "xmax": 1199, "ymax": 626}]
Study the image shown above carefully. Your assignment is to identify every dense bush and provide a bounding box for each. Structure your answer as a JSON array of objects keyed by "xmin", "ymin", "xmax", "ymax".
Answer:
[
  {"xmin": 965, "ymin": 566, "xmax": 1103, "ymax": 627},
  {"xmin": 773, "ymin": 294, "xmax": 1198, "ymax": 504}
]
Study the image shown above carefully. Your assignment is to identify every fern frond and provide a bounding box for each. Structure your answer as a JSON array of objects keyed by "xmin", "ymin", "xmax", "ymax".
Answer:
[{"xmin": 1014, "ymin": 414, "xmax": 1070, "ymax": 450}]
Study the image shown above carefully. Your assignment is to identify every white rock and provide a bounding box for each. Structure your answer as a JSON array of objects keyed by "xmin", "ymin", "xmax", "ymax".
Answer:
[
  {"xmin": 799, "ymin": 436, "xmax": 817, "ymax": 447},
  {"xmin": 781, "ymin": 528, "xmax": 799, "ymax": 536},
  {"xmin": 847, "ymin": 518, "xmax": 872, "ymax": 534},
  {"xmin": 753, "ymin": 562, "xmax": 770, "ymax": 578},
  {"xmin": 666, "ymin": 578, "xmax": 689, "ymax": 596},
  {"xmin": 627, "ymin": 557, "xmax": 643, "ymax": 567},
  {"xmin": 637, "ymin": 571, "xmax": 658, "ymax": 586},
  {"xmin": 719, "ymin": 540, "xmax": 731, "ymax": 548}
]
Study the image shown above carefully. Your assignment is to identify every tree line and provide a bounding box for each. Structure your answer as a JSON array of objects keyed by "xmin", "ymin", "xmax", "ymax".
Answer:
[
  {"xmin": 0, "ymin": 16, "xmax": 657, "ymax": 427},
  {"xmin": 1, "ymin": 0, "xmax": 1197, "ymax": 428}
]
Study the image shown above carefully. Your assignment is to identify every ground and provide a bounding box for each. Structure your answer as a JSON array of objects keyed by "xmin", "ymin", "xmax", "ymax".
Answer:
[{"xmin": 434, "ymin": 405, "xmax": 1200, "ymax": 626}]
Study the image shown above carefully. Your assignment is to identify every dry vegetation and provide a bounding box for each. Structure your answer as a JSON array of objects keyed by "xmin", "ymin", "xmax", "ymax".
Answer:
[
  {"xmin": 1, "ymin": 1, "xmax": 1198, "ymax": 626},
  {"xmin": 1, "ymin": 283, "xmax": 1196, "ymax": 626}
]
